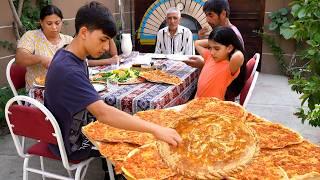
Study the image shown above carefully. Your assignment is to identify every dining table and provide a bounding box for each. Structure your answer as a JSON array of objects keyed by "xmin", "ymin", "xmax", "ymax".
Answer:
[{"xmin": 29, "ymin": 51, "xmax": 200, "ymax": 114}]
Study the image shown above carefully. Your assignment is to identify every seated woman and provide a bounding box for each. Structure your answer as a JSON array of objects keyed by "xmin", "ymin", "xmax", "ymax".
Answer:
[
  {"xmin": 16, "ymin": 5, "xmax": 119, "ymax": 92},
  {"xmin": 15, "ymin": 5, "xmax": 72, "ymax": 91},
  {"xmin": 194, "ymin": 26, "xmax": 246, "ymax": 100}
]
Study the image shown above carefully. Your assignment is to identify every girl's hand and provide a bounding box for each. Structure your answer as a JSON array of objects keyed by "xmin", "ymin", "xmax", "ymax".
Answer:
[{"xmin": 152, "ymin": 126, "xmax": 182, "ymax": 146}]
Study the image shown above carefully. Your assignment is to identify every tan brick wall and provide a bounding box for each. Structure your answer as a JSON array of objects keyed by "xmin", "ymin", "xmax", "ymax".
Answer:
[
  {"xmin": 262, "ymin": 0, "xmax": 294, "ymax": 75},
  {"xmin": 0, "ymin": 0, "xmax": 134, "ymax": 86}
]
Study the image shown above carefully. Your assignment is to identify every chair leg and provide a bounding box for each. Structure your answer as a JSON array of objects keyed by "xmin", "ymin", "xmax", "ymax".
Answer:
[
  {"xmin": 67, "ymin": 169, "xmax": 73, "ymax": 178},
  {"xmin": 75, "ymin": 166, "xmax": 83, "ymax": 180},
  {"xmin": 40, "ymin": 156, "xmax": 46, "ymax": 180},
  {"xmin": 23, "ymin": 157, "xmax": 30, "ymax": 180},
  {"xmin": 80, "ymin": 164, "xmax": 90, "ymax": 180},
  {"xmin": 107, "ymin": 160, "xmax": 115, "ymax": 180}
]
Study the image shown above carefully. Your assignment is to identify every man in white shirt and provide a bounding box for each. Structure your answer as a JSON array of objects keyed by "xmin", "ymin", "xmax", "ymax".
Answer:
[{"xmin": 155, "ymin": 7, "xmax": 194, "ymax": 55}]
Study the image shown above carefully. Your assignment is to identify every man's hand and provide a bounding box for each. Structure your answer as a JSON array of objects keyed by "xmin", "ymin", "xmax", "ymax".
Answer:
[
  {"xmin": 198, "ymin": 26, "xmax": 210, "ymax": 39},
  {"xmin": 152, "ymin": 126, "xmax": 182, "ymax": 146},
  {"xmin": 183, "ymin": 56, "xmax": 204, "ymax": 69}
]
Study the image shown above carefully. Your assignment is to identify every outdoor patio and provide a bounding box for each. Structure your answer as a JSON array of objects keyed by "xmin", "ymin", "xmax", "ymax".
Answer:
[{"xmin": 1, "ymin": 72, "xmax": 319, "ymax": 180}]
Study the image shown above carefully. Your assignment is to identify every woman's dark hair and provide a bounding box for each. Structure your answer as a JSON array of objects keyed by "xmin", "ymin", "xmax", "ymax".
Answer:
[
  {"xmin": 203, "ymin": 0, "xmax": 230, "ymax": 17},
  {"xmin": 40, "ymin": 5, "xmax": 63, "ymax": 20},
  {"xmin": 208, "ymin": 26, "xmax": 246, "ymax": 99},
  {"xmin": 75, "ymin": 1, "xmax": 117, "ymax": 38}
]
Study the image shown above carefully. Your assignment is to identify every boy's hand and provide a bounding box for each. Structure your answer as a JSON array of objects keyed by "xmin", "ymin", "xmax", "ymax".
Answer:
[
  {"xmin": 183, "ymin": 56, "xmax": 204, "ymax": 69},
  {"xmin": 153, "ymin": 126, "xmax": 182, "ymax": 146}
]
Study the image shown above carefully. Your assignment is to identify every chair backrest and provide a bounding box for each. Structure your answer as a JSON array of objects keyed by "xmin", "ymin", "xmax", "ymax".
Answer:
[
  {"xmin": 245, "ymin": 53, "xmax": 260, "ymax": 80},
  {"xmin": 6, "ymin": 58, "xmax": 27, "ymax": 97},
  {"xmin": 5, "ymin": 95, "xmax": 71, "ymax": 169},
  {"xmin": 240, "ymin": 71, "xmax": 259, "ymax": 108}
]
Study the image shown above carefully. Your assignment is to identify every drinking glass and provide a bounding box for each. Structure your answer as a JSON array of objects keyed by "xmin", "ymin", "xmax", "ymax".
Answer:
[{"xmin": 107, "ymin": 78, "xmax": 119, "ymax": 92}]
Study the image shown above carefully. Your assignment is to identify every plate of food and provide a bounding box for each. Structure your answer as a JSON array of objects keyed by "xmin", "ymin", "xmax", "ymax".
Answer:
[
  {"xmin": 33, "ymin": 76, "xmax": 46, "ymax": 87},
  {"xmin": 91, "ymin": 68, "xmax": 145, "ymax": 85}
]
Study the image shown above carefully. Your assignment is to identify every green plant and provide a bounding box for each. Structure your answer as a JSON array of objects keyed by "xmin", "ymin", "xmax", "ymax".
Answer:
[
  {"xmin": 0, "ymin": 87, "xmax": 26, "ymax": 125},
  {"xmin": 0, "ymin": 41, "xmax": 16, "ymax": 53},
  {"xmin": 0, "ymin": 87, "xmax": 14, "ymax": 124},
  {"xmin": 268, "ymin": 0, "xmax": 320, "ymax": 127},
  {"xmin": 261, "ymin": 33, "xmax": 289, "ymax": 76},
  {"xmin": 14, "ymin": 0, "xmax": 51, "ymax": 32},
  {"xmin": 0, "ymin": 0, "xmax": 51, "ymax": 52}
]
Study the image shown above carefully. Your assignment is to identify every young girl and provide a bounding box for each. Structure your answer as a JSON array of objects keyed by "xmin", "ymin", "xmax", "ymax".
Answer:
[{"xmin": 194, "ymin": 26, "xmax": 246, "ymax": 100}]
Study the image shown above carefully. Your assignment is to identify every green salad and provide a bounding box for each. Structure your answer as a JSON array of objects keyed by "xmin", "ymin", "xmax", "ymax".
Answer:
[{"xmin": 94, "ymin": 68, "xmax": 140, "ymax": 83}]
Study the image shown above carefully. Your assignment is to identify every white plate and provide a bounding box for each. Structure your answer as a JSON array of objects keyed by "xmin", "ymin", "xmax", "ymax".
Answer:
[
  {"xmin": 33, "ymin": 83, "xmax": 45, "ymax": 88},
  {"xmin": 92, "ymin": 84, "xmax": 105, "ymax": 92},
  {"xmin": 150, "ymin": 53, "xmax": 167, "ymax": 59},
  {"xmin": 166, "ymin": 54, "xmax": 189, "ymax": 61},
  {"xmin": 89, "ymin": 69, "xmax": 100, "ymax": 75}
]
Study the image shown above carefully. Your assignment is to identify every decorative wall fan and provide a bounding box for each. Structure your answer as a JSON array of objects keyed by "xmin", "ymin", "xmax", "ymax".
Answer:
[{"xmin": 137, "ymin": 0, "xmax": 211, "ymax": 45}]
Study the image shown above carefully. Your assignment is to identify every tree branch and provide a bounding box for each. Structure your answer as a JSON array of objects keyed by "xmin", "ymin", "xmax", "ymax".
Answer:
[
  {"xmin": 17, "ymin": 0, "xmax": 24, "ymax": 18},
  {"xmin": 8, "ymin": 0, "xmax": 25, "ymax": 37}
]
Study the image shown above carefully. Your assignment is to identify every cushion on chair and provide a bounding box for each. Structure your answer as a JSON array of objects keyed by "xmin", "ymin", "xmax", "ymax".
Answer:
[
  {"xmin": 245, "ymin": 58, "xmax": 256, "ymax": 80},
  {"xmin": 10, "ymin": 64, "xmax": 26, "ymax": 90},
  {"xmin": 27, "ymin": 142, "xmax": 81, "ymax": 164},
  {"xmin": 8, "ymin": 105, "xmax": 57, "ymax": 144}
]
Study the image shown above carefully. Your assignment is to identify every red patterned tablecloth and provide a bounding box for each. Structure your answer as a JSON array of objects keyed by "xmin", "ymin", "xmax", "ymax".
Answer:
[{"xmin": 29, "ymin": 52, "xmax": 200, "ymax": 114}]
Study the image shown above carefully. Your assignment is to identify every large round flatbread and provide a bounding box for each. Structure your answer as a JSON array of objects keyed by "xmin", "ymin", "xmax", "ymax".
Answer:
[
  {"xmin": 229, "ymin": 141, "xmax": 320, "ymax": 179},
  {"xmin": 157, "ymin": 114, "xmax": 259, "ymax": 179},
  {"xmin": 244, "ymin": 113, "xmax": 304, "ymax": 149},
  {"xmin": 134, "ymin": 109, "xmax": 189, "ymax": 128},
  {"xmin": 180, "ymin": 97, "xmax": 247, "ymax": 122},
  {"xmin": 82, "ymin": 121, "xmax": 154, "ymax": 145},
  {"xmin": 122, "ymin": 143, "xmax": 176, "ymax": 180}
]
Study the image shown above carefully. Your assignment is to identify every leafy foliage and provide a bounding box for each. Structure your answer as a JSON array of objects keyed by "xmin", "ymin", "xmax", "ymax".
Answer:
[
  {"xmin": 268, "ymin": 0, "xmax": 320, "ymax": 127},
  {"xmin": 0, "ymin": 0, "xmax": 51, "ymax": 52},
  {"xmin": 0, "ymin": 87, "xmax": 26, "ymax": 124},
  {"xmin": 14, "ymin": 0, "xmax": 52, "ymax": 32},
  {"xmin": 0, "ymin": 41, "xmax": 16, "ymax": 53}
]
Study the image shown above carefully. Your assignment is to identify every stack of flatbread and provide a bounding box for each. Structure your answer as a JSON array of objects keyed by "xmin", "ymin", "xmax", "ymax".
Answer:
[
  {"xmin": 82, "ymin": 97, "xmax": 320, "ymax": 179},
  {"xmin": 139, "ymin": 69, "xmax": 182, "ymax": 85}
]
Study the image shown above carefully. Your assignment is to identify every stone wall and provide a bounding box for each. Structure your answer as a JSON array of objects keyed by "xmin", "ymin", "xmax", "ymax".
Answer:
[
  {"xmin": 262, "ymin": 0, "xmax": 294, "ymax": 75},
  {"xmin": 0, "ymin": 0, "xmax": 134, "ymax": 86}
]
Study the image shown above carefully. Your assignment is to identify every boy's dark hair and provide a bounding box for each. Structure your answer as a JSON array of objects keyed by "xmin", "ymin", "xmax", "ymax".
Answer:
[
  {"xmin": 40, "ymin": 5, "xmax": 63, "ymax": 20},
  {"xmin": 203, "ymin": 0, "xmax": 230, "ymax": 17},
  {"xmin": 209, "ymin": 26, "xmax": 246, "ymax": 99},
  {"xmin": 75, "ymin": 1, "xmax": 117, "ymax": 38}
]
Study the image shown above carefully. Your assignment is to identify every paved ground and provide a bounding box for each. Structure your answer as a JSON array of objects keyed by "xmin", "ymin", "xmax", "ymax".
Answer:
[{"xmin": 0, "ymin": 73, "xmax": 319, "ymax": 180}]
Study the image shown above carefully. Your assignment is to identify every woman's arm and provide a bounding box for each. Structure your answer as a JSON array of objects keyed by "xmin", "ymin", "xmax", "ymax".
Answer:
[
  {"xmin": 87, "ymin": 39, "xmax": 119, "ymax": 67},
  {"xmin": 109, "ymin": 39, "xmax": 117, "ymax": 56},
  {"xmin": 87, "ymin": 55, "xmax": 119, "ymax": 67},
  {"xmin": 15, "ymin": 48, "xmax": 51, "ymax": 68},
  {"xmin": 229, "ymin": 50, "xmax": 244, "ymax": 75}
]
